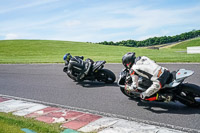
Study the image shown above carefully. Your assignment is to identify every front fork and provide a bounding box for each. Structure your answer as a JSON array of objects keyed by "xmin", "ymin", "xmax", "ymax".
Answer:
[{"xmin": 63, "ymin": 66, "xmax": 68, "ymax": 72}]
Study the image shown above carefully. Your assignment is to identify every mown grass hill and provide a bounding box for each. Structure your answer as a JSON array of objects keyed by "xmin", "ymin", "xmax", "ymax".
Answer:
[{"xmin": 0, "ymin": 38, "xmax": 200, "ymax": 64}]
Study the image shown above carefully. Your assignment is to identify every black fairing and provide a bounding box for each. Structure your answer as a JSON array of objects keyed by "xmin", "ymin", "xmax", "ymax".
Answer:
[
  {"xmin": 118, "ymin": 69, "xmax": 128, "ymax": 86},
  {"xmin": 166, "ymin": 71, "xmax": 177, "ymax": 84},
  {"xmin": 138, "ymin": 78, "xmax": 152, "ymax": 89},
  {"xmin": 92, "ymin": 61, "xmax": 106, "ymax": 72}
]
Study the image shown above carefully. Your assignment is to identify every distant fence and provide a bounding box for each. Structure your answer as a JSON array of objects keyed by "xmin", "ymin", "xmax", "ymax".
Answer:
[{"xmin": 187, "ymin": 46, "xmax": 200, "ymax": 54}]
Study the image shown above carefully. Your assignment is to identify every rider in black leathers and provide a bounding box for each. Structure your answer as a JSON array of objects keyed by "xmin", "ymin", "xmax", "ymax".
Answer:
[{"xmin": 63, "ymin": 53, "xmax": 92, "ymax": 81}]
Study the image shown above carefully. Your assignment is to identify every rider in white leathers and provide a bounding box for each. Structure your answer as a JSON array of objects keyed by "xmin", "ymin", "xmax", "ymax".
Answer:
[{"xmin": 122, "ymin": 52, "xmax": 171, "ymax": 101}]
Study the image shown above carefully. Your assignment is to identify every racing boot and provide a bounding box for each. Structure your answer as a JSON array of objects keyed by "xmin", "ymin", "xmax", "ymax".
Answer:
[{"xmin": 157, "ymin": 93, "xmax": 173, "ymax": 102}]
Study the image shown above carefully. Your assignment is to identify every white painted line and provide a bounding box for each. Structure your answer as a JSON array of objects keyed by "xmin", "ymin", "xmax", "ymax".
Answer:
[
  {"xmin": 98, "ymin": 119, "xmax": 185, "ymax": 133},
  {"xmin": 78, "ymin": 117, "xmax": 119, "ymax": 132},
  {"xmin": 0, "ymin": 100, "xmax": 36, "ymax": 113},
  {"xmin": 13, "ymin": 104, "xmax": 47, "ymax": 116},
  {"xmin": 0, "ymin": 99, "xmax": 12, "ymax": 105}
]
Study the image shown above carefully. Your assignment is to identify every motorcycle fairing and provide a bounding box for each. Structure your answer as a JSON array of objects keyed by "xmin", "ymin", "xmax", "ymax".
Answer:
[
  {"xmin": 176, "ymin": 69, "xmax": 194, "ymax": 80},
  {"xmin": 165, "ymin": 69, "xmax": 194, "ymax": 88},
  {"xmin": 92, "ymin": 61, "xmax": 106, "ymax": 72}
]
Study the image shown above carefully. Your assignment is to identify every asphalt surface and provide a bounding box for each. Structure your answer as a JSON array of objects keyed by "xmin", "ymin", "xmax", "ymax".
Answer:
[{"xmin": 0, "ymin": 63, "xmax": 200, "ymax": 131}]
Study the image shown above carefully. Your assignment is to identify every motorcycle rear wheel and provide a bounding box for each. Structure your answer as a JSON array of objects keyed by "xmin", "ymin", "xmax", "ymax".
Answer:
[
  {"xmin": 178, "ymin": 83, "xmax": 200, "ymax": 107},
  {"xmin": 96, "ymin": 69, "xmax": 116, "ymax": 84}
]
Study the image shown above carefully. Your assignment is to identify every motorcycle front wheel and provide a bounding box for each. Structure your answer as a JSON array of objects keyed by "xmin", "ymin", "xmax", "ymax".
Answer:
[
  {"xmin": 120, "ymin": 87, "xmax": 140, "ymax": 99},
  {"xmin": 96, "ymin": 69, "xmax": 116, "ymax": 84},
  {"xmin": 177, "ymin": 83, "xmax": 200, "ymax": 108}
]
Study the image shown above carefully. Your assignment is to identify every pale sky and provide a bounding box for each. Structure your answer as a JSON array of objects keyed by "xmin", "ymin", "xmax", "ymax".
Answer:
[{"xmin": 0, "ymin": 0, "xmax": 200, "ymax": 42}]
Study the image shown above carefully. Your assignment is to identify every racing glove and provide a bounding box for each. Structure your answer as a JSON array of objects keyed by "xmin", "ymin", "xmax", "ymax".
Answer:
[
  {"xmin": 125, "ymin": 84, "xmax": 132, "ymax": 92},
  {"xmin": 125, "ymin": 84, "xmax": 137, "ymax": 92}
]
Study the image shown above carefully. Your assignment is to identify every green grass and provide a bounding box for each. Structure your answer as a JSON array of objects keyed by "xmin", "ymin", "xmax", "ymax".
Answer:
[
  {"xmin": 171, "ymin": 37, "xmax": 200, "ymax": 49},
  {"xmin": 0, "ymin": 39, "xmax": 200, "ymax": 63},
  {"xmin": 0, "ymin": 112, "xmax": 63, "ymax": 133}
]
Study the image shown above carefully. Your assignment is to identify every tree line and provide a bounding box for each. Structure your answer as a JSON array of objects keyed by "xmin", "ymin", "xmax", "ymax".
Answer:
[{"xmin": 98, "ymin": 29, "xmax": 200, "ymax": 47}]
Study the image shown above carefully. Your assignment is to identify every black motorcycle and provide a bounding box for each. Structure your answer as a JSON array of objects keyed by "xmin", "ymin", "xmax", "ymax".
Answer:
[
  {"xmin": 63, "ymin": 59, "xmax": 116, "ymax": 84},
  {"xmin": 117, "ymin": 68, "xmax": 200, "ymax": 107}
]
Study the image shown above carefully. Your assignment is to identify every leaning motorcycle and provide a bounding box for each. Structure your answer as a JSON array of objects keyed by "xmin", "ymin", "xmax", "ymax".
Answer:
[
  {"xmin": 117, "ymin": 68, "xmax": 200, "ymax": 107},
  {"xmin": 63, "ymin": 59, "xmax": 116, "ymax": 84}
]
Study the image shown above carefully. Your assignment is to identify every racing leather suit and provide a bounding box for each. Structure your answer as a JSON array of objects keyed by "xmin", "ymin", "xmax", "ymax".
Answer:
[
  {"xmin": 127, "ymin": 56, "xmax": 170, "ymax": 99},
  {"xmin": 67, "ymin": 56, "xmax": 91, "ymax": 81}
]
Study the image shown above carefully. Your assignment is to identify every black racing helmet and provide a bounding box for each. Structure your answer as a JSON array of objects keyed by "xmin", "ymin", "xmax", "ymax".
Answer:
[{"xmin": 122, "ymin": 52, "xmax": 136, "ymax": 69}]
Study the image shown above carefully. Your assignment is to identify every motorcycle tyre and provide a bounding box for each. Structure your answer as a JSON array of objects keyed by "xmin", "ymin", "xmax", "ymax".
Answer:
[
  {"xmin": 178, "ymin": 83, "xmax": 200, "ymax": 108},
  {"xmin": 96, "ymin": 69, "xmax": 116, "ymax": 84},
  {"xmin": 120, "ymin": 87, "xmax": 140, "ymax": 100}
]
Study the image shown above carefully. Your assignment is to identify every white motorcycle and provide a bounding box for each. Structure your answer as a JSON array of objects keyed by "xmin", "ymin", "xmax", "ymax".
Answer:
[{"xmin": 118, "ymin": 68, "xmax": 200, "ymax": 107}]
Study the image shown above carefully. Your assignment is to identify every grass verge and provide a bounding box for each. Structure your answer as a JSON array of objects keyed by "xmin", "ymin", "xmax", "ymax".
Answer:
[
  {"xmin": 0, "ymin": 39, "xmax": 200, "ymax": 63},
  {"xmin": 0, "ymin": 112, "xmax": 63, "ymax": 133}
]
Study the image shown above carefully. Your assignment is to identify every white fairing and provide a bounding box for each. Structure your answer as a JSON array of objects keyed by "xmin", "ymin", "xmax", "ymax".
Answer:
[
  {"xmin": 176, "ymin": 69, "xmax": 194, "ymax": 80},
  {"xmin": 165, "ymin": 69, "xmax": 194, "ymax": 88}
]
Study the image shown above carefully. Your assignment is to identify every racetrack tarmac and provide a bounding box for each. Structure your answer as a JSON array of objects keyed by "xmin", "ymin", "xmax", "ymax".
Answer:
[{"xmin": 0, "ymin": 63, "xmax": 200, "ymax": 132}]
